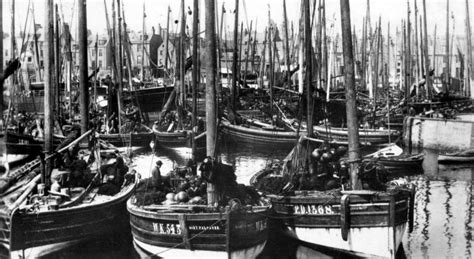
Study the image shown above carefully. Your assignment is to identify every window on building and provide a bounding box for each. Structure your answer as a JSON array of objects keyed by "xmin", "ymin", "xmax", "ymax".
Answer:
[
  {"xmin": 27, "ymin": 57, "xmax": 32, "ymax": 62},
  {"xmin": 99, "ymin": 40, "xmax": 106, "ymax": 45},
  {"xmin": 99, "ymin": 60, "xmax": 103, "ymax": 68},
  {"xmin": 99, "ymin": 49, "xmax": 103, "ymax": 57},
  {"xmin": 92, "ymin": 49, "xmax": 96, "ymax": 57},
  {"xmin": 160, "ymin": 50, "xmax": 163, "ymax": 56},
  {"xmin": 137, "ymin": 45, "xmax": 142, "ymax": 51},
  {"xmin": 5, "ymin": 50, "xmax": 8, "ymax": 57}
]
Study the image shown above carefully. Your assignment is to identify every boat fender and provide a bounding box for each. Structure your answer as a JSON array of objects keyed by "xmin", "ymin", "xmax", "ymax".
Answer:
[{"xmin": 340, "ymin": 194, "xmax": 350, "ymax": 241}]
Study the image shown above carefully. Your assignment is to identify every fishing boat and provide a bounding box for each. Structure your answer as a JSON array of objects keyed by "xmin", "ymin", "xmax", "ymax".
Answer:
[
  {"xmin": 98, "ymin": 123, "xmax": 154, "ymax": 148},
  {"xmin": 220, "ymin": 119, "xmax": 300, "ymax": 146},
  {"xmin": 362, "ymin": 144, "xmax": 424, "ymax": 172},
  {"xmin": 438, "ymin": 148, "xmax": 474, "ymax": 163},
  {"xmin": 0, "ymin": 131, "xmax": 138, "ymax": 255},
  {"xmin": 313, "ymin": 124, "xmax": 400, "ymax": 146},
  {"xmin": 251, "ymin": 2, "xmax": 415, "ymax": 257},
  {"xmin": 250, "ymin": 136, "xmax": 415, "ymax": 258},
  {"xmin": 127, "ymin": 3, "xmax": 269, "ymax": 257},
  {"xmin": 128, "ymin": 201, "xmax": 269, "ymax": 258}
]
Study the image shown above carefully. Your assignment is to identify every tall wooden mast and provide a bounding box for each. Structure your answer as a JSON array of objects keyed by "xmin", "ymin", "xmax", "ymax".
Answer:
[
  {"xmin": 444, "ymin": 0, "xmax": 450, "ymax": 92},
  {"xmin": 0, "ymin": 0, "xmax": 3, "ymax": 127},
  {"xmin": 231, "ymin": 0, "xmax": 239, "ymax": 111},
  {"xmin": 79, "ymin": 0, "xmax": 88, "ymax": 134},
  {"xmin": 466, "ymin": 0, "xmax": 473, "ymax": 97},
  {"xmin": 283, "ymin": 0, "xmax": 291, "ymax": 85},
  {"xmin": 304, "ymin": 0, "xmax": 313, "ymax": 137},
  {"xmin": 205, "ymin": 0, "xmax": 218, "ymax": 205},
  {"xmin": 165, "ymin": 6, "xmax": 170, "ymax": 75},
  {"xmin": 192, "ymin": 0, "xmax": 199, "ymax": 159},
  {"xmin": 10, "ymin": 0, "xmax": 15, "ymax": 93},
  {"xmin": 340, "ymin": 0, "xmax": 361, "ymax": 189},
  {"xmin": 44, "ymin": 0, "xmax": 54, "ymax": 184},
  {"xmin": 141, "ymin": 2, "xmax": 146, "ymax": 81},
  {"xmin": 423, "ymin": 0, "xmax": 436, "ymax": 99}
]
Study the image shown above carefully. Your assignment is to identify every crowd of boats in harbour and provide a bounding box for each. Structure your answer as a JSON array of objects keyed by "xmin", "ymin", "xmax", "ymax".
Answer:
[{"xmin": 0, "ymin": 0, "xmax": 473, "ymax": 258}]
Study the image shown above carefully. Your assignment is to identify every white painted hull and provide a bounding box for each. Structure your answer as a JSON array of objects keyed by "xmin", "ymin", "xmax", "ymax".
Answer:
[
  {"xmin": 288, "ymin": 223, "xmax": 406, "ymax": 258},
  {"xmin": 134, "ymin": 238, "xmax": 266, "ymax": 259}
]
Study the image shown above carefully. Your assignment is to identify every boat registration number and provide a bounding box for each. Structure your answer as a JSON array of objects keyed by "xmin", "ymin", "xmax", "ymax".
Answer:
[{"xmin": 293, "ymin": 204, "xmax": 335, "ymax": 215}]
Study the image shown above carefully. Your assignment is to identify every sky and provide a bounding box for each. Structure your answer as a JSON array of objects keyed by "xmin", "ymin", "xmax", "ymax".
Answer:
[{"xmin": 1, "ymin": 0, "xmax": 471, "ymax": 40}]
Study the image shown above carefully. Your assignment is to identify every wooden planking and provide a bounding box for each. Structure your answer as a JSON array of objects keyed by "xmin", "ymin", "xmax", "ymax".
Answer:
[{"xmin": 9, "ymin": 181, "xmax": 136, "ymax": 250}]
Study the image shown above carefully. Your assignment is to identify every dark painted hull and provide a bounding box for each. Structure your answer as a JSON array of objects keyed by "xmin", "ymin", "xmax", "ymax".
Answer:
[
  {"xmin": 0, "ymin": 131, "xmax": 43, "ymax": 155},
  {"xmin": 313, "ymin": 125, "xmax": 399, "ymax": 146},
  {"xmin": 98, "ymin": 132, "xmax": 154, "ymax": 148},
  {"xmin": 124, "ymin": 85, "xmax": 174, "ymax": 113},
  {"xmin": 220, "ymin": 120, "xmax": 300, "ymax": 147},
  {"xmin": 127, "ymin": 200, "xmax": 269, "ymax": 258},
  {"xmin": 0, "ymin": 180, "xmax": 137, "ymax": 252},
  {"xmin": 154, "ymin": 129, "xmax": 206, "ymax": 149}
]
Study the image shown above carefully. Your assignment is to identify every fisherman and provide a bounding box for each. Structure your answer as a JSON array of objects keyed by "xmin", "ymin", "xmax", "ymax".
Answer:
[
  {"xmin": 98, "ymin": 157, "xmax": 129, "ymax": 195},
  {"xmin": 151, "ymin": 160, "xmax": 164, "ymax": 191},
  {"xmin": 67, "ymin": 153, "xmax": 92, "ymax": 188}
]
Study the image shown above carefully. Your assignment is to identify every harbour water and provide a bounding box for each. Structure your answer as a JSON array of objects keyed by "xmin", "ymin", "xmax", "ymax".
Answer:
[{"xmin": 4, "ymin": 139, "xmax": 473, "ymax": 258}]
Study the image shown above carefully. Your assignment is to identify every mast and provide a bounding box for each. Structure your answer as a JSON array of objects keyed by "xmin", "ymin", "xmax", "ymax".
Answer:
[
  {"xmin": 406, "ymin": 0, "xmax": 412, "ymax": 91},
  {"xmin": 251, "ymin": 20, "xmax": 258, "ymax": 72},
  {"xmin": 231, "ymin": 0, "xmax": 239, "ymax": 111},
  {"xmin": 165, "ymin": 6, "xmax": 170, "ymax": 75},
  {"xmin": 116, "ymin": 0, "xmax": 123, "ymax": 132},
  {"xmin": 268, "ymin": 6, "xmax": 273, "ymax": 116},
  {"xmin": 340, "ymin": 0, "xmax": 361, "ymax": 190},
  {"xmin": 387, "ymin": 22, "xmax": 391, "ymax": 89},
  {"xmin": 422, "ymin": 0, "xmax": 431, "ymax": 99},
  {"xmin": 178, "ymin": 0, "xmax": 186, "ymax": 129},
  {"xmin": 205, "ymin": 0, "xmax": 218, "ymax": 205},
  {"xmin": 79, "ymin": 0, "xmax": 88, "ymax": 134},
  {"xmin": 444, "ymin": 0, "xmax": 450, "ymax": 92},
  {"xmin": 192, "ymin": 0, "xmax": 199, "ymax": 159},
  {"xmin": 10, "ymin": 0, "xmax": 15, "ymax": 93},
  {"xmin": 304, "ymin": 0, "xmax": 313, "ymax": 137},
  {"xmin": 32, "ymin": 4, "xmax": 42, "ymax": 81},
  {"xmin": 283, "ymin": 0, "xmax": 291, "ymax": 85},
  {"xmin": 243, "ymin": 21, "xmax": 252, "ymax": 88},
  {"xmin": 0, "ymin": 0, "xmax": 3, "ymax": 127},
  {"xmin": 414, "ymin": 0, "xmax": 420, "ymax": 88},
  {"xmin": 141, "ymin": 2, "xmax": 145, "ymax": 82},
  {"xmin": 54, "ymin": 4, "xmax": 61, "ymax": 119},
  {"xmin": 44, "ymin": 0, "xmax": 54, "ymax": 185},
  {"xmin": 94, "ymin": 34, "xmax": 98, "ymax": 108},
  {"xmin": 466, "ymin": 0, "xmax": 474, "ymax": 97}
]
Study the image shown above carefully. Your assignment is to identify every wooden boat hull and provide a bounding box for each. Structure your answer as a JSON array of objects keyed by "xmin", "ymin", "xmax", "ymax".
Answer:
[
  {"xmin": 0, "ymin": 181, "xmax": 137, "ymax": 251},
  {"xmin": 366, "ymin": 154, "xmax": 424, "ymax": 174},
  {"xmin": 220, "ymin": 120, "xmax": 300, "ymax": 146},
  {"xmin": 98, "ymin": 132, "xmax": 154, "ymax": 148},
  {"xmin": 0, "ymin": 131, "xmax": 43, "ymax": 155},
  {"xmin": 269, "ymin": 190, "xmax": 414, "ymax": 258},
  {"xmin": 438, "ymin": 155, "xmax": 474, "ymax": 163},
  {"xmin": 124, "ymin": 85, "xmax": 174, "ymax": 114},
  {"xmin": 127, "ymin": 200, "xmax": 269, "ymax": 259},
  {"xmin": 313, "ymin": 125, "xmax": 399, "ymax": 146},
  {"xmin": 154, "ymin": 130, "xmax": 206, "ymax": 149}
]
